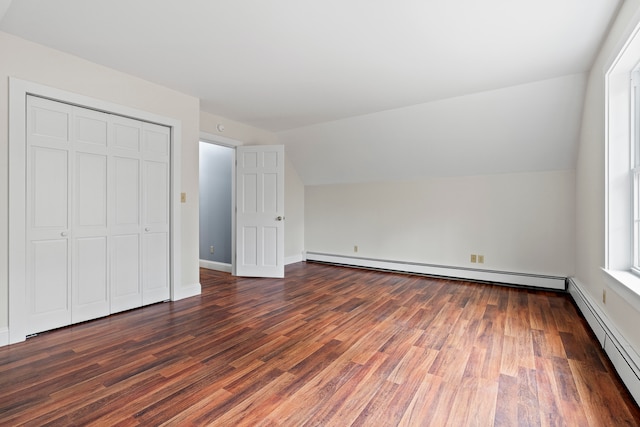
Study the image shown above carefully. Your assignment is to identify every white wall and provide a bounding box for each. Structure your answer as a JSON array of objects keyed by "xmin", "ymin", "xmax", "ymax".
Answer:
[
  {"xmin": 200, "ymin": 111, "xmax": 305, "ymax": 262},
  {"xmin": 0, "ymin": 32, "xmax": 201, "ymax": 331},
  {"xmin": 576, "ymin": 0, "xmax": 640, "ymax": 350},
  {"xmin": 280, "ymin": 74, "xmax": 587, "ymax": 186},
  {"xmin": 306, "ymin": 170, "xmax": 575, "ymax": 277}
]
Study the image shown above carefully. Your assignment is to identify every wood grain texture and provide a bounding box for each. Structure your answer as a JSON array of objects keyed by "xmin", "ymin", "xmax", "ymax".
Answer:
[{"xmin": 1, "ymin": 262, "xmax": 639, "ymax": 426}]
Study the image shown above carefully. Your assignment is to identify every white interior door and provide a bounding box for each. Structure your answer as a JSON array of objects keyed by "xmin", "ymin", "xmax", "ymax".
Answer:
[
  {"xmin": 110, "ymin": 115, "xmax": 143, "ymax": 313},
  {"xmin": 71, "ymin": 107, "xmax": 110, "ymax": 323},
  {"xmin": 235, "ymin": 145, "xmax": 285, "ymax": 278},
  {"xmin": 26, "ymin": 97, "xmax": 73, "ymax": 334},
  {"xmin": 142, "ymin": 123, "xmax": 171, "ymax": 304}
]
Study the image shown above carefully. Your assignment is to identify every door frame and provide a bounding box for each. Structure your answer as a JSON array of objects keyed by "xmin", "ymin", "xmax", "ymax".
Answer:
[
  {"xmin": 8, "ymin": 78, "xmax": 182, "ymax": 344},
  {"xmin": 199, "ymin": 131, "xmax": 242, "ymax": 276}
]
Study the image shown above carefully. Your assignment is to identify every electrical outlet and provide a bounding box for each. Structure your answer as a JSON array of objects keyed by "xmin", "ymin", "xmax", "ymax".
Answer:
[
  {"xmin": 210, "ymin": 246, "xmax": 214, "ymax": 254},
  {"xmin": 470, "ymin": 254, "xmax": 477, "ymax": 263},
  {"xmin": 354, "ymin": 245, "xmax": 358, "ymax": 253},
  {"xmin": 478, "ymin": 255, "xmax": 484, "ymax": 264}
]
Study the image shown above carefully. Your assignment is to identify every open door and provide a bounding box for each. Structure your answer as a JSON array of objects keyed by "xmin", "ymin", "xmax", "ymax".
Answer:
[{"xmin": 235, "ymin": 145, "xmax": 285, "ymax": 277}]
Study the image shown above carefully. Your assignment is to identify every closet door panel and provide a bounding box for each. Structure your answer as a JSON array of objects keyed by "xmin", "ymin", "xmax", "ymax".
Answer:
[
  {"xmin": 26, "ymin": 96, "xmax": 72, "ymax": 335},
  {"xmin": 142, "ymin": 124, "xmax": 170, "ymax": 304},
  {"xmin": 76, "ymin": 153, "xmax": 107, "ymax": 227},
  {"xmin": 113, "ymin": 156, "xmax": 141, "ymax": 228},
  {"xmin": 142, "ymin": 232, "xmax": 169, "ymax": 304},
  {"xmin": 72, "ymin": 108, "xmax": 110, "ymax": 322},
  {"xmin": 110, "ymin": 116, "xmax": 144, "ymax": 313},
  {"xmin": 31, "ymin": 147, "xmax": 69, "ymax": 230},
  {"xmin": 28, "ymin": 239, "xmax": 70, "ymax": 334},
  {"xmin": 73, "ymin": 237, "xmax": 108, "ymax": 323},
  {"xmin": 110, "ymin": 234, "xmax": 141, "ymax": 313}
]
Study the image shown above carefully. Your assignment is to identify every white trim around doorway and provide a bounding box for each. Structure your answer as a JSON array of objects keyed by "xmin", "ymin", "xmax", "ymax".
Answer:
[{"xmin": 199, "ymin": 131, "xmax": 243, "ymax": 276}]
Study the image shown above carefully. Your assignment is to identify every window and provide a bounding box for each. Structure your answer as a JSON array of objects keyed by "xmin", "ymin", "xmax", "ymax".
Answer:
[{"xmin": 604, "ymin": 21, "xmax": 640, "ymax": 307}]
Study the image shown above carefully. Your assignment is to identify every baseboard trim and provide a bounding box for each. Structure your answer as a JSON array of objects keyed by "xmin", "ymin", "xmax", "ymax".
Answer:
[
  {"xmin": 0, "ymin": 327, "xmax": 8, "ymax": 347},
  {"xmin": 173, "ymin": 282, "xmax": 202, "ymax": 301},
  {"xmin": 568, "ymin": 277, "xmax": 640, "ymax": 405},
  {"xmin": 305, "ymin": 252, "xmax": 566, "ymax": 290},
  {"xmin": 199, "ymin": 256, "xmax": 303, "ymax": 272},
  {"xmin": 199, "ymin": 259, "xmax": 232, "ymax": 273}
]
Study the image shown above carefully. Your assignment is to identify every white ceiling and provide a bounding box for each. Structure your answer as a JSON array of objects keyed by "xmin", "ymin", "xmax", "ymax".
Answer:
[{"xmin": 0, "ymin": 0, "xmax": 622, "ymax": 184}]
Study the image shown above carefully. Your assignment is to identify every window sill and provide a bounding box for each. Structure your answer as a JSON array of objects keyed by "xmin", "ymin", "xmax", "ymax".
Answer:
[{"xmin": 602, "ymin": 268, "xmax": 640, "ymax": 311}]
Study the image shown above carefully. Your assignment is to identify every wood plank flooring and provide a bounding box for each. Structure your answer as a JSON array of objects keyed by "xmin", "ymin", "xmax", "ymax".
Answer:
[{"xmin": 1, "ymin": 262, "xmax": 640, "ymax": 426}]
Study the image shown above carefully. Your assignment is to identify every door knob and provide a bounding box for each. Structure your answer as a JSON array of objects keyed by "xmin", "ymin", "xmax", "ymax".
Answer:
[
  {"xmin": 61, "ymin": 231, "xmax": 68, "ymax": 237},
  {"xmin": 276, "ymin": 216, "xmax": 284, "ymax": 221},
  {"xmin": 145, "ymin": 227, "xmax": 151, "ymax": 232}
]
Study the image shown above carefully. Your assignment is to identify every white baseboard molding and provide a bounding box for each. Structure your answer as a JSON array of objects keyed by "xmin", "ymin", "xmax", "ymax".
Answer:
[
  {"xmin": 200, "ymin": 256, "xmax": 303, "ymax": 272},
  {"xmin": 200, "ymin": 259, "xmax": 232, "ymax": 273},
  {"xmin": 0, "ymin": 327, "xmax": 8, "ymax": 347},
  {"xmin": 568, "ymin": 278, "xmax": 640, "ymax": 406},
  {"xmin": 173, "ymin": 282, "xmax": 202, "ymax": 301},
  {"xmin": 305, "ymin": 252, "xmax": 566, "ymax": 290}
]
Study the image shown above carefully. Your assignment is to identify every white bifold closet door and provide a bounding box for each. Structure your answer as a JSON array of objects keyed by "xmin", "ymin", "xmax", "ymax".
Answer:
[{"xmin": 25, "ymin": 96, "xmax": 170, "ymax": 335}]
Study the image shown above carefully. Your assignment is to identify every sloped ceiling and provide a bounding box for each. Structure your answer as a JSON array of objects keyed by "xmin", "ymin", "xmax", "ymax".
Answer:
[{"xmin": 0, "ymin": 0, "xmax": 621, "ymax": 184}]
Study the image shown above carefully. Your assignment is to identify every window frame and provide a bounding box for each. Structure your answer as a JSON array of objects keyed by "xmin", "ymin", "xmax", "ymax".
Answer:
[
  {"xmin": 604, "ymin": 19, "xmax": 640, "ymax": 309},
  {"xmin": 632, "ymin": 69, "xmax": 640, "ymax": 274}
]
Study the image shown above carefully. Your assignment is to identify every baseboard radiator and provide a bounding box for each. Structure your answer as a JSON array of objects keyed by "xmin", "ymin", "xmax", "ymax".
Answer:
[
  {"xmin": 568, "ymin": 278, "xmax": 640, "ymax": 405},
  {"xmin": 305, "ymin": 252, "xmax": 566, "ymax": 290}
]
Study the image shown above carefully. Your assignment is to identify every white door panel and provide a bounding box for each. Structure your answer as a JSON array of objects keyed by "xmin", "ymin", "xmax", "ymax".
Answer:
[
  {"xmin": 111, "ymin": 234, "xmax": 141, "ymax": 313},
  {"xmin": 236, "ymin": 145, "xmax": 284, "ymax": 278},
  {"xmin": 113, "ymin": 120, "xmax": 141, "ymax": 152},
  {"xmin": 241, "ymin": 226, "xmax": 258, "ymax": 267},
  {"xmin": 26, "ymin": 97, "xmax": 72, "ymax": 335},
  {"xmin": 72, "ymin": 107, "xmax": 110, "ymax": 322},
  {"xmin": 75, "ymin": 109, "xmax": 108, "ymax": 147},
  {"xmin": 73, "ymin": 237, "xmax": 108, "ymax": 323},
  {"xmin": 144, "ymin": 125, "xmax": 170, "ymax": 156},
  {"xmin": 30, "ymin": 103, "xmax": 70, "ymax": 142},
  {"xmin": 76, "ymin": 153, "xmax": 107, "ymax": 227},
  {"xmin": 31, "ymin": 147, "xmax": 68, "ymax": 230},
  {"xmin": 143, "ymin": 232, "xmax": 169, "ymax": 304},
  {"xmin": 263, "ymin": 227, "xmax": 278, "ymax": 267},
  {"xmin": 142, "ymin": 124, "xmax": 170, "ymax": 302},
  {"xmin": 241, "ymin": 173, "xmax": 258, "ymax": 213},
  {"xmin": 144, "ymin": 161, "xmax": 169, "ymax": 226},
  {"xmin": 110, "ymin": 116, "xmax": 143, "ymax": 311},
  {"xmin": 113, "ymin": 156, "xmax": 141, "ymax": 228},
  {"xmin": 28, "ymin": 239, "xmax": 70, "ymax": 333}
]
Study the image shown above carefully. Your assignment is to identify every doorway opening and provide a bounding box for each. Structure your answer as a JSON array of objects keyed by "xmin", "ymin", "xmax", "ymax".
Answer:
[{"xmin": 199, "ymin": 141, "xmax": 234, "ymax": 272}]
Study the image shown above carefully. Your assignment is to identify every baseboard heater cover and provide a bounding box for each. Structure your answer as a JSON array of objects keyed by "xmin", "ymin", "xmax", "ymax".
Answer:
[
  {"xmin": 568, "ymin": 278, "xmax": 640, "ymax": 406},
  {"xmin": 305, "ymin": 252, "xmax": 566, "ymax": 290}
]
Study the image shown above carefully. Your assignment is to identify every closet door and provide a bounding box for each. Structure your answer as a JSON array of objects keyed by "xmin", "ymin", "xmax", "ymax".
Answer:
[
  {"xmin": 110, "ymin": 116, "xmax": 143, "ymax": 313},
  {"xmin": 25, "ymin": 96, "xmax": 172, "ymax": 332},
  {"xmin": 142, "ymin": 123, "xmax": 171, "ymax": 304},
  {"xmin": 71, "ymin": 107, "xmax": 110, "ymax": 323},
  {"xmin": 25, "ymin": 96, "xmax": 73, "ymax": 335}
]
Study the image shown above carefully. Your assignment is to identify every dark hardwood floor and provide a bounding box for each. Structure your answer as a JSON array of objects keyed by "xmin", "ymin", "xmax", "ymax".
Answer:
[{"xmin": 1, "ymin": 262, "xmax": 640, "ymax": 426}]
